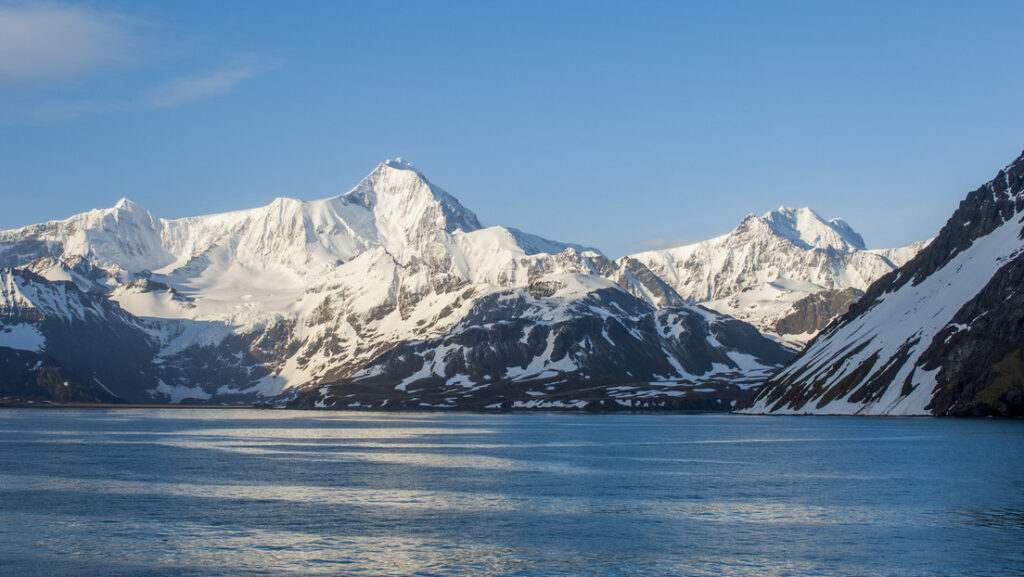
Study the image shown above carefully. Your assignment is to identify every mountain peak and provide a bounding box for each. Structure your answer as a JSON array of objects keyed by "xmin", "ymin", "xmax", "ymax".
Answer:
[
  {"xmin": 113, "ymin": 198, "xmax": 140, "ymax": 211},
  {"xmin": 761, "ymin": 206, "xmax": 865, "ymax": 252},
  {"xmin": 342, "ymin": 160, "xmax": 483, "ymax": 250},
  {"xmin": 775, "ymin": 205, "xmax": 809, "ymax": 214},
  {"xmin": 108, "ymin": 198, "xmax": 156, "ymax": 224},
  {"xmin": 381, "ymin": 157, "xmax": 420, "ymax": 173}
]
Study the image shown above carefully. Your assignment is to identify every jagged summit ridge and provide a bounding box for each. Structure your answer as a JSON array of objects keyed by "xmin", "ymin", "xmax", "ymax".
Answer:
[
  {"xmin": 0, "ymin": 159, "xmax": 591, "ymax": 301},
  {"xmin": 0, "ymin": 159, "xmax": 493, "ymax": 276}
]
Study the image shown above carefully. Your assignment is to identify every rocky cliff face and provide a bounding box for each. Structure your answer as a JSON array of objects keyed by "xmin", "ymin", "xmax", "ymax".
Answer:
[
  {"xmin": 747, "ymin": 150, "xmax": 1024, "ymax": 416},
  {"xmin": 295, "ymin": 288, "xmax": 791, "ymax": 410},
  {"xmin": 772, "ymin": 287, "xmax": 864, "ymax": 336},
  {"xmin": 0, "ymin": 160, "xmax": 793, "ymax": 407}
]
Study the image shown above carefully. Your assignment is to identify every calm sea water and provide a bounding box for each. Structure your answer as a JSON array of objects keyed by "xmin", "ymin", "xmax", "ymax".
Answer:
[{"xmin": 0, "ymin": 410, "xmax": 1021, "ymax": 576}]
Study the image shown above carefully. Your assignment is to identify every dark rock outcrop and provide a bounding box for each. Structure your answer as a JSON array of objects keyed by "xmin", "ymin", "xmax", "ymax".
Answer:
[
  {"xmin": 0, "ymin": 348, "xmax": 120, "ymax": 405},
  {"xmin": 919, "ymin": 251, "xmax": 1024, "ymax": 416},
  {"xmin": 773, "ymin": 287, "xmax": 863, "ymax": 336}
]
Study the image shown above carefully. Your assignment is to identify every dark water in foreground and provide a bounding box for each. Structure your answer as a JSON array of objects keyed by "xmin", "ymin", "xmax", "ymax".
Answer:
[{"xmin": 0, "ymin": 410, "xmax": 1022, "ymax": 576}]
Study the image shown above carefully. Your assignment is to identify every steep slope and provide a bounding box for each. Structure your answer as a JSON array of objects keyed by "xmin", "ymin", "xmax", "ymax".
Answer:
[
  {"xmin": 748, "ymin": 150, "xmax": 1024, "ymax": 416},
  {"xmin": 0, "ymin": 268, "xmax": 160, "ymax": 400},
  {"xmin": 0, "ymin": 159, "xmax": 793, "ymax": 407},
  {"xmin": 624, "ymin": 207, "xmax": 928, "ymax": 342}
]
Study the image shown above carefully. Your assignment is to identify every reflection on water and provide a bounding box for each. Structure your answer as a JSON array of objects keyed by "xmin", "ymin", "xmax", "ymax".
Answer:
[
  {"xmin": 0, "ymin": 512, "xmax": 859, "ymax": 577},
  {"xmin": 0, "ymin": 410, "xmax": 1022, "ymax": 577},
  {"xmin": 0, "ymin": 473, "xmax": 911, "ymax": 524},
  {"xmin": 3, "ymin": 513, "xmax": 518, "ymax": 577}
]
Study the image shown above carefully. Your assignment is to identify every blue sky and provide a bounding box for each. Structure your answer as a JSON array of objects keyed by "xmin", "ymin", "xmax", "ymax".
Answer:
[{"xmin": 1, "ymin": 0, "xmax": 1022, "ymax": 257}]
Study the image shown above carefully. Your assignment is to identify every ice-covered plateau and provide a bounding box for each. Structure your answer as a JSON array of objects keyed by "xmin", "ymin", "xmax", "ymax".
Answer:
[
  {"xmin": 0, "ymin": 159, "xmax": 794, "ymax": 409},
  {"xmin": 746, "ymin": 150, "xmax": 1024, "ymax": 417}
]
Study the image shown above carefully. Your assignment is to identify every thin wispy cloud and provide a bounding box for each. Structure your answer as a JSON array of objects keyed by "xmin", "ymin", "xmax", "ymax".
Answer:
[
  {"xmin": 148, "ymin": 57, "xmax": 280, "ymax": 109},
  {"xmin": 0, "ymin": 2, "xmax": 279, "ymax": 122},
  {"xmin": 0, "ymin": 2, "xmax": 133, "ymax": 83}
]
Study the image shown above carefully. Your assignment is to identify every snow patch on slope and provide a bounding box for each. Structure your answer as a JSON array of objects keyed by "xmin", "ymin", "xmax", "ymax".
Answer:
[{"xmin": 0, "ymin": 323, "xmax": 45, "ymax": 352}]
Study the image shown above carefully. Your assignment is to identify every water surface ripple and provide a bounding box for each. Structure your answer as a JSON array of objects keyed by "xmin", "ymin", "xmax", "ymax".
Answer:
[{"xmin": 1, "ymin": 410, "xmax": 1021, "ymax": 576}]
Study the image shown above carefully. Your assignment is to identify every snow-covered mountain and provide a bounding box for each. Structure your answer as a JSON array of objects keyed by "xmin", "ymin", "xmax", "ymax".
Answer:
[
  {"xmin": 623, "ymin": 206, "xmax": 929, "ymax": 343},
  {"xmin": 747, "ymin": 151, "xmax": 1024, "ymax": 416},
  {"xmin": 0, "ymin": 159, "xmax": 793, "ymax": 408}
]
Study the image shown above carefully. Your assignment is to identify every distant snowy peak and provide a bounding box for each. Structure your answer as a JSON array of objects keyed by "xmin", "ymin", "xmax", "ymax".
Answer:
[
  {"xmin": 625, "ymin": 205, "xmax": 927, "ymax": 340},
  {"xmin": 111, "ymin": 197, "xmax": 152, "ymax": 218},
  {"xmin": 761, "ymin": 206, "xmax": 866, "ymax": 252},
  {"xmin": 0, "ymin": 195, "xmax": 171, "ymax": 273},
  {"xmin": 342, "ymin": 158, "xmax": 483, "ymax": 236}
]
